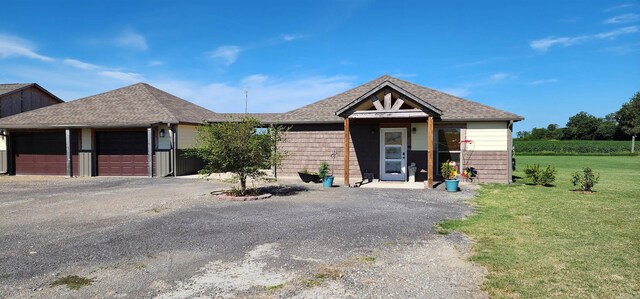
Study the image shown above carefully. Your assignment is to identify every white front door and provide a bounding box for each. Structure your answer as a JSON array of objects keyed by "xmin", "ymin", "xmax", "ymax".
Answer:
[{"xmin": 380, "ymin": 128, "xmax": 407, "ymax": 181}]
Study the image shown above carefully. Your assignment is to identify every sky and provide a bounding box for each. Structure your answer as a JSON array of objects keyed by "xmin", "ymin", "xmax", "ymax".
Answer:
[{"xmin": 0, "ymin": 0, "xmax": 638, "ymax": 132}]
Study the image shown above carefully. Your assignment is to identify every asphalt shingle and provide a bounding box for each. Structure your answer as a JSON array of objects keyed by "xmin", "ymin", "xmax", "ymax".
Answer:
[{"xmin": 0, "ymin": 83, "xmax": 216, "ymax": 129}]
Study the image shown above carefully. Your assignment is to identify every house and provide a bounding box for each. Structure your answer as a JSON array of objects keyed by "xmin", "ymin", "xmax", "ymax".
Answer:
[
  {"xmin": 267, "ymin": 75, "xmax": 524, "ymax": 187},
  {"xmin": 0, "ymin": 83, "xmax": 64, "ymax": 173},
  {"xmin": 0, "ymin": 75, "xmax": 523, "ymax": 188},
  {"xmin": 0, "ymin": 83, "xmax": 215, "ymax": 177}
]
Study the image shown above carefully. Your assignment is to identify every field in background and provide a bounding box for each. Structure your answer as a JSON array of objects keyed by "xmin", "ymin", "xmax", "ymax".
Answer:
[
  {"xmin": 514, "ymin": 140, "xmax": 636, "ymax": 155},
  {"xmin": 440, "ymin": 156, "xmax": 640, "ymax": 298}
]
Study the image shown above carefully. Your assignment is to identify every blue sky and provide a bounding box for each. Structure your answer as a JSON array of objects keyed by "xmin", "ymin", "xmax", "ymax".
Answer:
[{"xmin": 0, "ymin": 0, "xmax": 638, "ymax": 132}]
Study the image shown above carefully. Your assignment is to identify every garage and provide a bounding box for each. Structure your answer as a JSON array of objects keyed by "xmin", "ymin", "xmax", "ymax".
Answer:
[
  {"xmin": 13, "ymin": 131, "xmax": 78, "ymax": 175},
  {"xmin": 96, "ymin": 131, "xmax": 149, "ymax": 176}
]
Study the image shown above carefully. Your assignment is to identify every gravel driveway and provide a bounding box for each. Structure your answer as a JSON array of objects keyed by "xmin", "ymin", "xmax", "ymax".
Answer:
[{"xmin": 0, "ymin": 176, "xmax": 486, "ymax": 299}]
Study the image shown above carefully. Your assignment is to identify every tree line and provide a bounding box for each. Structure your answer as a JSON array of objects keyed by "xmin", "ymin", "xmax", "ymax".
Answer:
[{"xmin": 517, "ymin": 91, "xmax": 640, "ymax": 141}]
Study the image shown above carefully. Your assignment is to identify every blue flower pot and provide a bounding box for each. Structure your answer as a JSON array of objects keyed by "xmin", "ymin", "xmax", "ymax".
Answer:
[
  {"xmin": 322, "ymin": 176, "xmax": 334, "ymax": 188},
  {"xmin": 445, "ymin": 179, "xmax": 459, "ymax": 192}
]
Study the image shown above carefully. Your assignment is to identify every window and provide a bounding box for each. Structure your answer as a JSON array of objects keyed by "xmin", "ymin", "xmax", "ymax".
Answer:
[{"xmin": 437, "ymin": 128, "xmax": 460, "ymax": 173}]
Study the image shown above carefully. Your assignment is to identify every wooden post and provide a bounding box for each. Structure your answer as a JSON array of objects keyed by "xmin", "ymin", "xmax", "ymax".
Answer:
[
  {"xmin": 427, "ymin": 117, "xmax": 434, "ymax": 189},
  {"xmin": 65, "ymin": 128, "xmax": 71, "ymax": 177},
  {"xmin": 147, "ymin": 127, "xmax": 153, "ymax": 178},
  {"xmin": 344, "ymin": 117, "xmax": 350, "ymax": 187}
]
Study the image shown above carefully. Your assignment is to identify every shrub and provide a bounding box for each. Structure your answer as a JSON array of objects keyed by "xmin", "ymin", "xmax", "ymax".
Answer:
[
  {"xmin": 571, "ymin": 167, "xmax": 600, "ymax": 192},
  {"xmin": 524, "ymin": 163, "xmax": 557, "ymax": 186}
]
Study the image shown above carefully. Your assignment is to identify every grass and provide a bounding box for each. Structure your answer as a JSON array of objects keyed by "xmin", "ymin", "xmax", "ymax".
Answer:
[
  {"xmin": 265, "ymin": 283, "xmax": 284, "ymax": 290},
  {"xmin": 303, "ymin": 266, "xmax": 342, "ymax": 288},
  {"xmin": 440, "ymin": 156, "xmax": 640, "ymax": 298},
  {"xmin": 49, "ymin": 275, "xmax": 95, "ymax": 290}
]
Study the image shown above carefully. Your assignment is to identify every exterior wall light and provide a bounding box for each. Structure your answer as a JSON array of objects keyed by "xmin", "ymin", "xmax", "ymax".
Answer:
[{"xmin": 159, "ymin": 129, "xmax": 165, "ymax": 138}]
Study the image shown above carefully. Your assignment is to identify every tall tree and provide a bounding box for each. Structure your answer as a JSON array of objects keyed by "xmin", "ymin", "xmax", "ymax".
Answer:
[
  {"xmin": 563, "ymin": 111, "xmax": 601, "ymax": 140},
  {"xmin": 615, "ymin": 92, "xmax": 640, "ymax": 138}
]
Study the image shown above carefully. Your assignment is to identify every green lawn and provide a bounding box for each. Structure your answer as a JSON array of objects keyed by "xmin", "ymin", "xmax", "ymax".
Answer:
[{"xmin": 440, "ymin": 156, "xmax": 640, "ymax": 298}]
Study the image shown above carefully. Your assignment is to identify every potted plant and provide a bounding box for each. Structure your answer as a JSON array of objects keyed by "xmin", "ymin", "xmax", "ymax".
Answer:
[
  {"xmin": 441, "ymin": 160, "xmax": 459, "ymax": 192},
  {"xmin": 319, "ymin": 161, "xmax": 334, "ymax": 188},
  {"xmin": 298, "ymin": 167, "xmax": 321, "ymax": 183}
]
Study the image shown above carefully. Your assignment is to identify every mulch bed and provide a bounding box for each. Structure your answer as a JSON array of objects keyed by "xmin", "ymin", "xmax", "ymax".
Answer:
[{"xmin": 211, "ymin": 190, "xmax": 272, "ymax": 201}]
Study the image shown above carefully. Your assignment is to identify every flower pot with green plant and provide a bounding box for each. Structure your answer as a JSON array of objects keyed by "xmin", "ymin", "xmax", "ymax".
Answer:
[
  {"xmin": 319, "ymin": 161, "xmax": 334, "ymax": 188},
  {"xmin": 441, "ymin": 160, "xmax": 459, "ymax": 192}
]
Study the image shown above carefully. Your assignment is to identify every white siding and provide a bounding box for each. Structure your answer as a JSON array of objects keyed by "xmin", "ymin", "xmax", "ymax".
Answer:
[
  {"xmin": 81, "ymin": 128, "xmax": 92, "ymax": 150},
  {"xmin": 410, "ymin": 122, "xmax": 429, "ymax": 151},
  {"xmin": 466, "ymin": 122, "xmax": 508, "ymax": 151},
  {"xmin": 157, "ymin": 124, "xmax": 172, "ymax": 150},
  {"xmin": 177, "ymin": 125, "xmax": 198, "ymax": 149},
  {"xmin": 0, "ymin": 134, "xmax": 6, "ymax": 151}
]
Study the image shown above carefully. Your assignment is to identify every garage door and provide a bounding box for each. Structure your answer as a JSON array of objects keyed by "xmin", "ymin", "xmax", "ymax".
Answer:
[
  {"xmin": 13, "ymin": 132, "xmax": 78, "ymax": 175},
  {"xmin": 96, "ymin": 131, "xmax": 148, "ymax": 176}
]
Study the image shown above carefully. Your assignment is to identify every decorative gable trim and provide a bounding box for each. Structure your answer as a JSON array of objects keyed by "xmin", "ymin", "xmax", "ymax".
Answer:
[{"xmin": 335, "ymin": 80, "xmax": 442, "ymax": 117}]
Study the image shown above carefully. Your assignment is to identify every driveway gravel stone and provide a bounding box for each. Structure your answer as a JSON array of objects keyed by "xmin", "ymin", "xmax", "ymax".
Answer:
[{"xmin": 0, "ymin": 176, "xmax": 486, "ymax": 298}]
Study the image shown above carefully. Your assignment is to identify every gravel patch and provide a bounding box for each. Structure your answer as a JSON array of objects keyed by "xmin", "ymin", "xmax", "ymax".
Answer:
[{"xmin": 0, "ymin": 176, "xmax": 485, "ymax": 298}]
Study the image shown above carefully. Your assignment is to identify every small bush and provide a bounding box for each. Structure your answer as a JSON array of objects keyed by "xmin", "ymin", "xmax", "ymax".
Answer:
[
  {"xmin": 318, "ymin": 162, "xmax": 330, "ymax": 180},
  {"xmin": 571, "ymin": 167, "xmax": 600, "ymax": 192},
  {"xmin": 524, "ymin": 163, "xmax": 557, "ymax": 186}
]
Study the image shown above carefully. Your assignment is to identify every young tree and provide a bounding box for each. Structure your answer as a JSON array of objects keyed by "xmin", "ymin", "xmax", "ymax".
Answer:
[{"xmin": 185, "ymin": 116, "xmax": 286, "ymax": 194}]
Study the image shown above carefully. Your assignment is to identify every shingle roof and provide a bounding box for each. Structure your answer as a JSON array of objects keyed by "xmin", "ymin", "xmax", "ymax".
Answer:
[
  {"xmin": 0, "ymin": 84, "xmax": 31, "ymax": 97},
  {"xmin": 0, "ymin": 83, "xmax": 216, "ymax": 129},
  {"xmin": 274, "ymin": 75, "xmax": 524, "ymax": 123},
  {"xmin": 0, "ymin": 83, "xmax": 63, "ymax": 102}
]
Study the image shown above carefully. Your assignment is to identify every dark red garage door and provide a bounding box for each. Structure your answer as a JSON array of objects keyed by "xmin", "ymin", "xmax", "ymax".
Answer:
[
  {"xmin": 13, "ymin": 132, "xmax": 78, "ymax": 175},
  {"xmin": 96, "ymin": 131, "xmax": 148, "ymax": 176}
]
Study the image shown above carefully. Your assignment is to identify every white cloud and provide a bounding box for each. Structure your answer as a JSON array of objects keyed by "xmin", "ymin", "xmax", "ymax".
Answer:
[
  {"xmin": 62, "ymin": 58, "xmax": 100, "ymax": 70},
  {"xmin": 98, "ymin": 71, "xmax": 144, "ymax": 83},
  {"xmin": 441, "ymin": 88, "xmax": 470, "ymax": 97},
  {"xmin": 528, "ymin": 79, "xmax": 559, "ymax": 85},
  {"xmin": 241, "ymin": 74, "xmax": 269, "ymax": 86},
  {"xmin": 605, "ymin": 13, "xmax": 640, "ymax": 24},
  {"xmin": 208, "ymin": 45, "xmax": 242, "ymax": 66},
  {"xmin": 0, "ymin": 34, "xmax": 54, "ymax": 62},
  {"xmin": 530, "ymin": 36, "xmax": 587, "ymax": 52},
  {"xmin": 391, "ymin": 73, "xmax": 417, "ymax": 78},
  {"xmin": 604, "ymin": 4, "xmax": 635, "ymax": 12},
  {"xmin": 281, "ymin": 34, "xmax": 304, "ymax": 41},
  {"xmin": 439, "ymin": 72, "xmax": 514, "ymax": 98},
  {"xmin": 155, "ymin": 75, "xmax": 356, "ymax": 113},
  {"xmin": 594, "ymin": 26, "xmax": 639, "ymax": 39},
  {"xmin": 148, "ymin": 60, "xmax": 164, "ymax": 67},
  {"xmin": 530, "ymin": 26, "xmax": 639, "ymax": 52},
  {"xmin": 115, "ymin": 29, "xmax": 148, "ymax": 51}
]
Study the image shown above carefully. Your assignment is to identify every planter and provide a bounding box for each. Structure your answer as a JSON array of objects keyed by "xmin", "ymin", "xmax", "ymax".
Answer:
[
  {"xmin": 445, "ymin": 179, "xmax": 459, "ymax": 192},
  {"xmin": 298, "ymin": 172, "xmax": 321, "ymax": 183},
  {"xmin": 322, "ymin": 175, "xmax": 335, "ymax": 188}
]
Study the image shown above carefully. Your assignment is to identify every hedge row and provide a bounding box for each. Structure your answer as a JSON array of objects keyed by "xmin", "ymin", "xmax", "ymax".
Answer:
[{"xmin": 514, "ymin": 140, "xmax": 636, "ymax": 155}]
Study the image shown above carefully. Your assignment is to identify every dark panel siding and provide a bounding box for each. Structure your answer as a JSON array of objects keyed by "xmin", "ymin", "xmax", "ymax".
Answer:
[
  {"xmin": 0, "ymin": 87, "xmax": 60, "ymax": 118},
  {"xmin": 0, "ymin": 150, "xmax": 6, "ymax": 173},
  {"xmin": 176, "ymin": 149, "xmax": 205, "ymax": 176}
]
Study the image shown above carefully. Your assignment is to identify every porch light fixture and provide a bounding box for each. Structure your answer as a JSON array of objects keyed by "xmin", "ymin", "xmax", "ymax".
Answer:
[
  {"xmin": 159, "ymin": 129, "xmax": 166, "ymax": 138},
  {"xmin": 412, "ymin": 127, "xmax": 417, "ymax": 134}
]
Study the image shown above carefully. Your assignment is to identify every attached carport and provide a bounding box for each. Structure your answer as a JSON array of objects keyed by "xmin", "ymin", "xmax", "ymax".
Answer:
[{"xmin": 0, "ymin": 83, "xmax": 216, "ymax": 177}]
